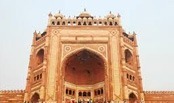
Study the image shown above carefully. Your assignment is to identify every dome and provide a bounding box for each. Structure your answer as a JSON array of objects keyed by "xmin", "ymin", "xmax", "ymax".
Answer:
[
  {"xmin": 77, "ymin": 9, "xmax": 93, "ymax": 18},
  {"xmin": 106, "ymin": 11, "xmax": 116, "ymax": 19},
  {"xmin": 54, "ymin": 11, "xmax": 64, "ymax": 18}
]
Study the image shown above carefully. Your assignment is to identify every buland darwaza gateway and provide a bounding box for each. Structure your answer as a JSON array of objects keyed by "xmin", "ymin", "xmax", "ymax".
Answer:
[{"xmin": 1, "ymin": 10, "xmax": 174, "ymax": 103}]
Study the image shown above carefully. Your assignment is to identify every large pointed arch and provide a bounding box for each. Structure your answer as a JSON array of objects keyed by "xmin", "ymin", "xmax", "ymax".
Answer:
[
  {"xmin": 129, "ymin": 92, "xmax": 137, "ymax": 103},
  {"xmin": 31, "ymin": 92, "xmax": 40, "ymax": 103},
  {"xmin": 62, "ymin": 48, "xmax": 107, "ymax": 85},
  {"xmin": 58, "ymin": 47, "xmax": 109, "ymax": 102}
]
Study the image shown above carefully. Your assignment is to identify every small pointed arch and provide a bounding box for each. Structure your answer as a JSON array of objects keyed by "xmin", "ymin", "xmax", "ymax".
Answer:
[
  {"xmin": 62, "ymin": 21, "xmax": 65, "ymax": 25},
  {"xmin": 99, "ymin": 21, "xmax": 102, "ymax": 24},
  {"xmin": 94, "ymin": 90, "xmax": 97, "ymax": 96},
  {"xmin": 87, "ymin": 91, "xmax": 91, "ymax": 96},
  {"xmin": 31, "ymin": 92, "xmax": 40, "ymax": 103},
  {"xmin": 129, "ymin": 92, "xmax": 137, "ymax": 103},
  {"xmin": 88, "ymin": 22, "xmax": 92, "ymax": 25},
  {"xmin": 104, "ymin": 22, "xmax": 107, "ymax": 25},
  {"xmin": 83, "ymin": 91, "xmax": 86, "ymax": 96},
  {"xmin": 67, "ymin": 21, "xmax": 71, "ymax": 25},
  {"xmin": 79, "ymin": 91, "xmax": 82, "ymax": 96},
  {"xmin": 124, "ymin": 49, "xmax": 133, "ymax": 65},
  {"xmin": 83, "ymin": 22, "xmax": 87, "ymax": 25},
  {"xmin": 99, "ymin": 21, "xmax": 102, "ymax": 26},
  {"xmin": 130, "ymin": 75, "xmax": 132, "ymax": 80},
  {"xmin": 57, "ymin": 21, "xmax": 60, "ymax": 25},
  {"xmin": 114, "ymin": 22, "xmax": 118, "ymax": 26},
  {"xmin": 109, "ymin": 22, "xmax": 113, "ymax": 25},
  {"xmin": 93, "ymin": 21, "xmax": 97, "ymax": 25},
  {"xmin": 72, "ymin": 90, "xmax": 75, "ymax": 95},
  {"xmin": 97, "ymin": 89, "xmax": 101, "ymax": 95},
  {"xmin": 78, "ymin": 22, "xmax": 81, "ymax": 25},
  {"xmin": 66, "ymin": 88, "xmax": 68, "ymax": 94},
  {"xmin": 52, "ymin": 21, "xmax": 55, "ymax": 25},
  {"xmin": 73, "ymin": 21, "xmax": 76, "ymax": 25},
  {"xmin": 127, "ymin": 73, "xmax": 129, "ymax": 79},
  {"xmin": 36, "ymin": 49, "xmax": 44, "ymax": 65},
  {"xmin": 69, "ymin": 89, "xmax": 72, "ymax": 95}
]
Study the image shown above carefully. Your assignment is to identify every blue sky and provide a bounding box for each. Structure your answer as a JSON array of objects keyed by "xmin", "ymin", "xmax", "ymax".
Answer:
[{"xmin": 0, "ymin": 0, "xmax": 174, "ymax": 91}]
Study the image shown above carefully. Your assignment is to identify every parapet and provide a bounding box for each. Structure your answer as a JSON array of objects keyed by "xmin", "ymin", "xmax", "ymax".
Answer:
[
  {"xmin": 48, "ymin": 9, "xmax": 121, "ymax": 26},
  {"xmin": 144, "ymin": 91, "xmax": 174, "ymax": 101}
]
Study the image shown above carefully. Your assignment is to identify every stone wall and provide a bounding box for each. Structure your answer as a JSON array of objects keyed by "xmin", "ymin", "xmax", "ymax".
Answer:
[
  {"xmin": 0, "ymin": 90, "xmax": 24, "ymax": 103},
  {"xmin": 144, "ymin": 91, "xmax": 174, "ymax": 103}
]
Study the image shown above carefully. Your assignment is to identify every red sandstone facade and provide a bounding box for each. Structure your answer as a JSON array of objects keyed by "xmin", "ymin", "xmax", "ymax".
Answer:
[{"xmin": 0, "ymin": 10, "xmax": 174, "ymax": 103}]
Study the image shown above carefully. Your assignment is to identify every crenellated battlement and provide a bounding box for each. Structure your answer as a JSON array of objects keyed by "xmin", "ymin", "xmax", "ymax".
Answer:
[
  {"xmin": 0, "ymin": 90, "xmax": 25, "ymax": 94},
  {"xmin": 48, "ymin": 9, "xmax": 121, "ymax": 26},
  {"xmin": 144, "ymin": 91, "xmax": 174, "ymax": 94}
]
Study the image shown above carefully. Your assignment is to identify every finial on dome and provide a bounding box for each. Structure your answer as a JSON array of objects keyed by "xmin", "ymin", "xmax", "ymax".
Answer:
[
  {"xmin": 133, "ymin": 31, "xmax": 136, "ymax": 35},
  {"xmin": 117, "ymin": 13, "xmax": 121, "ymax": 18},
  {"xmin": 84, "ymin": 8, "xmax": 86, "ymax": 12},
  {"xmin": 54, "ymin": 10, "xmax": 63, "ymax": 18},
  {"xmin": 34, "ymin": 30, "xmax": 37, "ymax": 34},
  {"xmin": 48, "ymin": 12, "xmax": 52, "ymax": 17}
]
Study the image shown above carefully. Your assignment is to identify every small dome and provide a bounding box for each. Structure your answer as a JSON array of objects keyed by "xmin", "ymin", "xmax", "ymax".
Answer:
[
  {"xmin": 106, "ymin": 11, "xmax": 116, "ymax": 19},
  {"xmin": 54, "ymin": 11, "xmax": 64, "ymax": 18},
  {"xmin": 77, "ymin": 9, "xmax": 93, "ymax": 18}
]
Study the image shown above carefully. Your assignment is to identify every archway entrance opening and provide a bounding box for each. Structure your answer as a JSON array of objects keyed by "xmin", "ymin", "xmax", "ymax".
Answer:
[
  {"xmin": 64, "ymin": 49, "xmax": 105, "ymax": 103},
  {"xmin": 31, "ymin": 93, "xmax": 40, "ymax": 103},
  {"xmin": 129, "ymin": 93, "xmax": 137, "ymax": 103}
]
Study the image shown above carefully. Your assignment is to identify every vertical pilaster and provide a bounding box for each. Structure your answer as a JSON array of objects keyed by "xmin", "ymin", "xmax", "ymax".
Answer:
[
  {"xmin": 109, "ymin": 30, "xmax": 121, "ymax": 101},
  {"xmin": 46, "ymin": 29, "xmax": 59, "ymax": 102},
  {"xmin": 40, "ymin": 36, "xmax": 49, "ymax": 101}
]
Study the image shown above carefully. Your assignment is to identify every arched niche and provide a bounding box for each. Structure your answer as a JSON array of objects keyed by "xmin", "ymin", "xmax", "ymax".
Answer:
[
  {"xmin": 36, "ymin": 49, "xmax": 44, "ymax": 65},
  {"xmin": 124, "ymin": 49, "xmax": 133, "ymax": 65}
]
